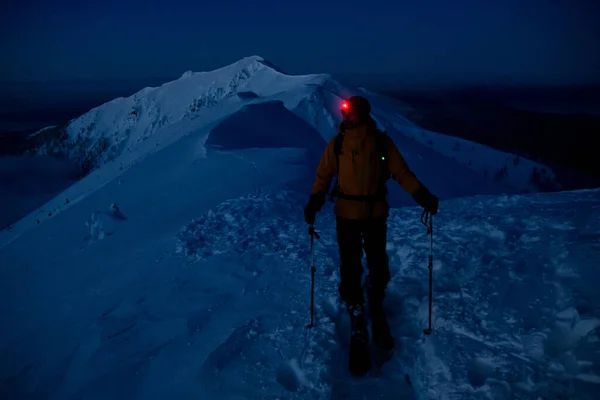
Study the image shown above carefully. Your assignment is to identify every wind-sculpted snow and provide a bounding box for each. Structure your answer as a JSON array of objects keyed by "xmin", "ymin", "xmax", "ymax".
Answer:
[
  {"xmin": 175, "ymin": 189, "xmax": 600, "ymax": 399},
  {"xmin": 176, "ymin": 191, "xmax": 306, "ymax": 261},
  {"xmin": 175, "ymin": 191, "xmax": 415, "ymax": 399},
  {"xmin": 2, "ymin": 186, "xmax": 599, "ymax": 399},
  {"xmin": 384, "ymin": 189, "xmax": 600, "ymax": 399}
]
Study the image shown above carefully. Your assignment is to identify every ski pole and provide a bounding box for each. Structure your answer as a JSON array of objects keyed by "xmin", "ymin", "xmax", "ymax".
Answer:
[
  {"xmin": 307, "ymin": 224, "xmax": 320, "ymax": 329},
  {"xmin": 421, "ymin": 210, "xmax": 434, "ymax": 335}
]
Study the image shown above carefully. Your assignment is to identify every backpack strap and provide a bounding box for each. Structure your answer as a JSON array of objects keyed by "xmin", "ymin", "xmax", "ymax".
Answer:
[
  {"xmin": 329, "ymin": 133, "xmax": 345, "ymax": 202},
  {"xmin": 334, "ymin": 133, "xmax": 344, "ymax": 170}
]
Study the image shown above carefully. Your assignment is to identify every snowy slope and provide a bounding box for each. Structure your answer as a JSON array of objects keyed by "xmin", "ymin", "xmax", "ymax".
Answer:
[
  {"xmin": 1, "ymin": 172, "xmax": 598, "ymax": 399},
  {"xmin": 31, "ymin": 56, "xmax": 330, "ymax": 172},
  {"xmin": 0, "ymin": 56, "xmax": 597, "ymax": 400},
  {"xmin": 360, "ymin": 87, "xmax": 559, "ymax": 192}
]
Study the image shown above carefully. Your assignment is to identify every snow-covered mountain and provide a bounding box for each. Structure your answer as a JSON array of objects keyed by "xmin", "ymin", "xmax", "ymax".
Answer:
[
  {"xmin": 1, "ymin": 56, "xmax": 598, "ymax": 400},
  {"xmin": 31, "ymin": 56, "xmax": 555, "ymax": 190},
  {"xmin": 2, "ymin": 55, "xmax": 562, "ymax": 245},
  {"xmin": 30, "ymin": 56, "xmax": 333, "ymax": 172}
]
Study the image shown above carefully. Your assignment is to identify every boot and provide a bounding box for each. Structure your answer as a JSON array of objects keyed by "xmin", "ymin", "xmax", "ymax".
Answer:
[
  {"xmin": 368, "ymin": 292, "xmax": 395, "ymax": 350},
  {"xmin": 349, "ymin": 304, "xmax": 369, "ymax": 342},
  {"xmin": 347, "ymin": 304, "xmax": 371, "ymax": 375}
]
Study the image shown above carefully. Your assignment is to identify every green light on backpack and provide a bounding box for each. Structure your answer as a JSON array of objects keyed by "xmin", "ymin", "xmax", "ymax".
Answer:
[{"xmin": 381, "ymin": 156, "xmax": 386, "ymax": 161}]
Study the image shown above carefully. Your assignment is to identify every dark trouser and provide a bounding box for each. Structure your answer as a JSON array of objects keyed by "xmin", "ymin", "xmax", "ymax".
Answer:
[{"xmin": 336, "ymin": 217, "xmax": 390, "ymax": 306}]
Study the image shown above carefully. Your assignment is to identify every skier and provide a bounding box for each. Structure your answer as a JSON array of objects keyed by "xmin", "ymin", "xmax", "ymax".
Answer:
[{"xmin": 304, "ymin": 96, "xmax": 439, "ymax": 375}]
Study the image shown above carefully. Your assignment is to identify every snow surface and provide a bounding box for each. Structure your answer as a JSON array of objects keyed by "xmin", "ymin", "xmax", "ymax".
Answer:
[
  {"xmin": 1, "ymin": 182, "xmax": 599, "ymax": 399},
  {"xmin": 1, "ymin": 56, "xmax": 595, "ymax": 400}
]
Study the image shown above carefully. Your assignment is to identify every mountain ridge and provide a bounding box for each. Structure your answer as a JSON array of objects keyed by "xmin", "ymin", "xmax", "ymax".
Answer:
[
  {"xmin": 27, "ymin": 56, "xmax": 334, "ymax": 172},
  {"xmin": 0, "ymin": 56, "xmax": 563, "ymax": 233}
]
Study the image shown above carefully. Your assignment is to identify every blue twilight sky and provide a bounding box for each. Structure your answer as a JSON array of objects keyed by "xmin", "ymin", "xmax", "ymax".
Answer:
[{"xmin": 1, "ymin": 0, "xmax": 599, "ymax": 86}]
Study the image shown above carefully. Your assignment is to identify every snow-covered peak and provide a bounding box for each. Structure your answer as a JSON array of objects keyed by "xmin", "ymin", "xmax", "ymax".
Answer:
[
  {"xmin": 32, "ymin": 55, "xmax": 328, "ymax": 172},
  {"xmin": 207, "ymin": 55, "xmax": 275, "ymax": 73},
  {"xmin": 29, "ymin": 55, "xmax": 558, "ymax": 196},
  {"xmin": 180, "ymin": 71, "xmax": 194, "ymax": 79},
  {"xmin": 175, "ymin": 56, "xmax": 284, "ymax": 84},
  {"xmin": 176, "ymin": 56, "xmax": 273, "ymax": 80}
]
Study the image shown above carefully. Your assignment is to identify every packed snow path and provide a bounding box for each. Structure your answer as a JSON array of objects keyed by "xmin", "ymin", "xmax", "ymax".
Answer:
[{"xmin": 1, "ymin": 189, "xmax": 599, "ymax": 399}]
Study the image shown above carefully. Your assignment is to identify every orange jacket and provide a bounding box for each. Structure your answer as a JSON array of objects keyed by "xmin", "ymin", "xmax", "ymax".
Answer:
[{"xmin": 311, "ymin": 119, "xmax": 422, "ymax": 220}]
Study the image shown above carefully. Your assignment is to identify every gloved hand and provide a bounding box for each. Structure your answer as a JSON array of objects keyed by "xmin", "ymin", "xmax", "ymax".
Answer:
[
  {"xmin": 304, "ymin": 194, "xmax": 326, "ymax": 224},
  {"xmin": 412, "ymin": 186, "xmax": 439, "ymax": 215}
]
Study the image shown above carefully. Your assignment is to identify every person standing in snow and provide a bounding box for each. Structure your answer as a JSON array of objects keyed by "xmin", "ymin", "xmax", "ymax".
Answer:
[{"xmin": 304, "ymin": 95, "xmax": 439, "ymax": 375}]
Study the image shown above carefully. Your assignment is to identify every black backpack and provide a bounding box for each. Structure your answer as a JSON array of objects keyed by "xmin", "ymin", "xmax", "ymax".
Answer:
[{"xmin": 329, "ymin": 128, "xmax": 390, "ymax": 207}]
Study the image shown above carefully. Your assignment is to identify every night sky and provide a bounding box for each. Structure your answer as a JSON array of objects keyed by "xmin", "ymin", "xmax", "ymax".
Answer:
[{"xmin": 2, "ymin": 0, "xmax": 599, "ymax": 86}]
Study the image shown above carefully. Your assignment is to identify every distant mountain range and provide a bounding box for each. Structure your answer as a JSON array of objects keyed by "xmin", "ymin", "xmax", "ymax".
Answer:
[{"xmin": 386, "ymin": 89, "xmax": 600, "ymax": 188}]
